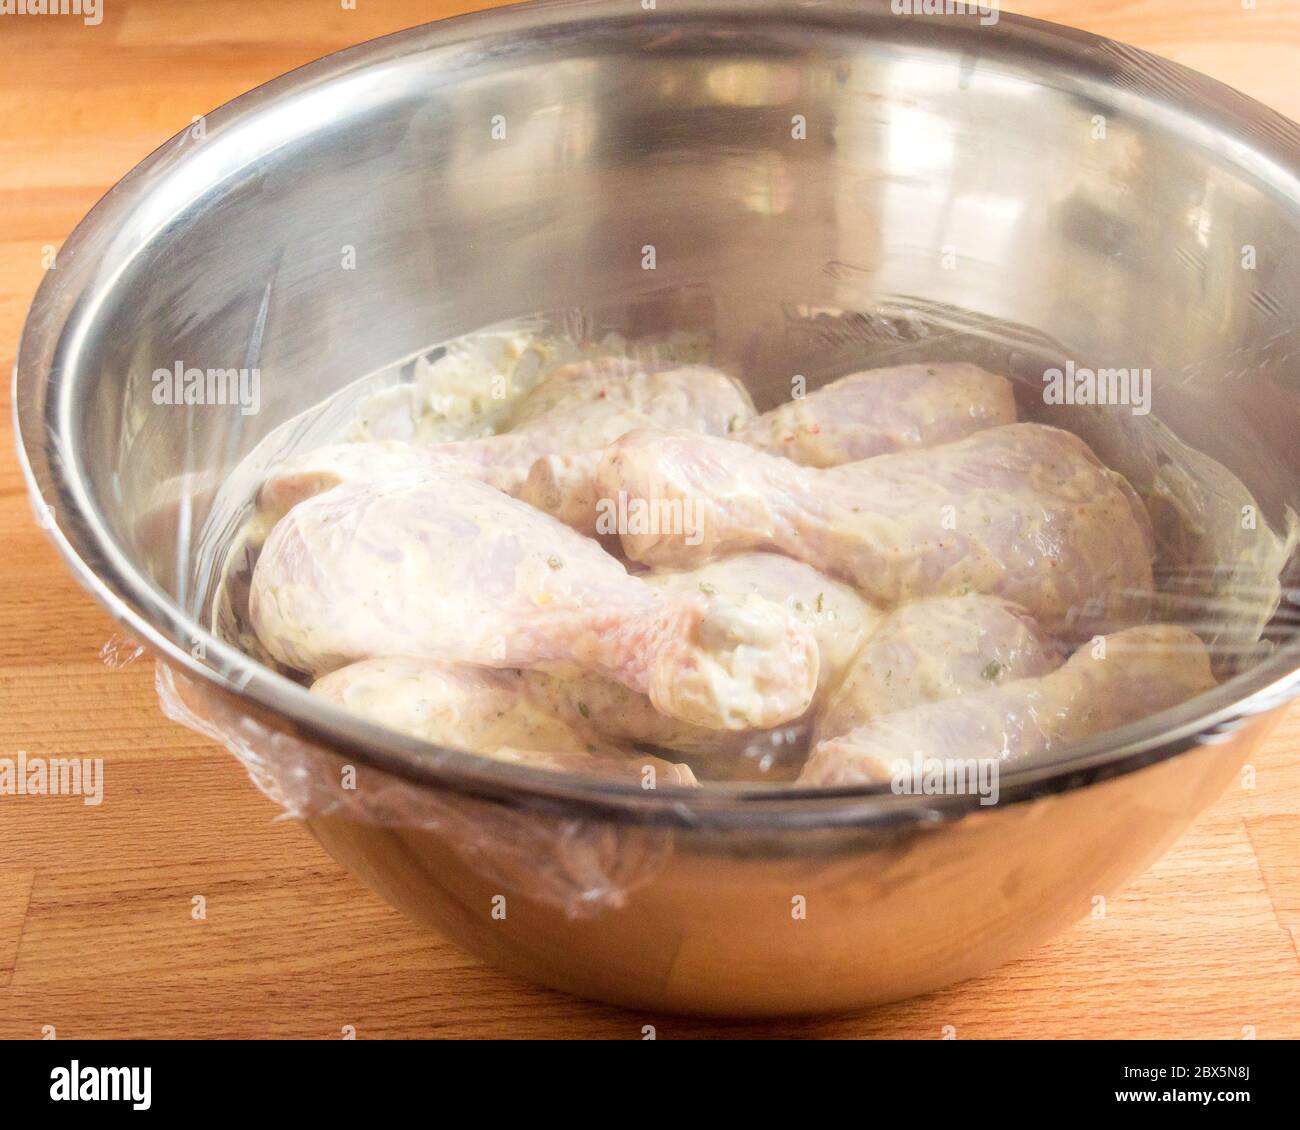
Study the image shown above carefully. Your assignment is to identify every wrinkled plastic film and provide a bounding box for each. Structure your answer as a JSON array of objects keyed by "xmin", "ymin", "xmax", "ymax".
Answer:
[
  {"xmin": 153, "ymin": 310, "xmax": 1299, "ymax": 815},
  {"xmin": 155, "ymin": 661, "xmax": 674, "ymax": 918}
]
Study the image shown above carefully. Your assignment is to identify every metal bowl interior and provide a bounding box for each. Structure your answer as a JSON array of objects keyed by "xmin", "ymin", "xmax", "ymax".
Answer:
[{"xmin": 15, "ymin": 0, "xmax": 1300, "ymax": 825}]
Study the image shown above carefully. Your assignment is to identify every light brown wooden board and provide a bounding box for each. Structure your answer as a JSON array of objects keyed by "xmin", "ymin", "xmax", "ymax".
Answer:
[{"xmin": 0, "ymin": 0, "xmax": 1297, "ymax": 1039}]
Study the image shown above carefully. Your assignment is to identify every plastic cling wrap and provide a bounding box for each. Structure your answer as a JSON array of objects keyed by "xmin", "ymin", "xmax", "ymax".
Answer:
[
  {"xmin": 155, "ymin": 662, "xmax": 677, "ymax": 918},
  {"xmin": 168, "ymin": 307, "xmax": 1297, "ymax": 811}
]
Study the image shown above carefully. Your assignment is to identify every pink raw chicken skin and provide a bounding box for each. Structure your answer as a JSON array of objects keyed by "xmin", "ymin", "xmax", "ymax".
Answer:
[
  {"xmin": 595, "ymin": 422, "xmax": 1156, "ymax": 638},
  {"xmin": 257, "ymin": 440, "xmax": 454, "ymax": 525},
  {"xmin": 734, "ymin": 362, "xmax": 1017, "ymax": 467},
  {"xmin": 800, "ymin": 625, "xmax": 1216, "ymax": 786},
  {"xmin": 522, "ymin": 362, "xmax": 1016, "ymax": 534},
  {"xmin": 250, "ymin": 471, "xmax": 819, "ymax": 731}
]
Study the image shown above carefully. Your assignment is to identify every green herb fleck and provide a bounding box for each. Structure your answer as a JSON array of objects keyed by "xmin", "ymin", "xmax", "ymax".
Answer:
[
  {"xmin": 981, "ymin": 661, "xmax": 1005, "ymax": 681},
  {"xmin": 577, "ymin": 701, "xmax": 590, "ymax": 719},
  {"xmin": 547, "ymin": 556, "xmax": 564, "ymax": 570},
  {"xmin": 699, "ymin": 582, "xmax": 717, "ymax": 595}
]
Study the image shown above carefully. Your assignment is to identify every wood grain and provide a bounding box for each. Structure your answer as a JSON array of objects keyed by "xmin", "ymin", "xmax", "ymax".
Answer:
[{"xmin": 0, "ymin": 0, "xmax": 1297, "ymax": 1039}]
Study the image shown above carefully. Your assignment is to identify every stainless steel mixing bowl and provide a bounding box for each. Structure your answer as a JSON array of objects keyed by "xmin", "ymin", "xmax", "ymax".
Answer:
[{"xmin": 15, "ymin": 0, "xmax": 1300, "ymax": 1015}]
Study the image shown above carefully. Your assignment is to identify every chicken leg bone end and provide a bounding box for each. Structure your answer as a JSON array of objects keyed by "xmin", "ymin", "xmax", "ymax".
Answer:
[{"xmin": 649, "ymin": 597, "xmax": 820, "ymax": 730}]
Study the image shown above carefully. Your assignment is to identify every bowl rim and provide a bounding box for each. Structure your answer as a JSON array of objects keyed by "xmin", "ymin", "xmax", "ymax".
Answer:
[{"xmin": 14, "ymin": 0, "xmax": 1300, "ymax": 829}]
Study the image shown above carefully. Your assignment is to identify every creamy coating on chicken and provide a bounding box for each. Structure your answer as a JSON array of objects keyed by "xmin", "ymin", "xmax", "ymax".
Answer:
[
  {"xmin": 734, "ymin": 363, "xmax": 1016, "ymax": 467},
  {"xmin": 596, "ymin": 422, "xmax": 1156, "ymax": 637},
  {"xmin": 800, "ymin": 625, "xmax": 1216, "ymax": 786},
  {"xmin": 349, "ymin": 329, "xmax": 566, "ymax": 443},
  {"xmin": 250, "ymin": 471, "xmax": 819, "ymax": 730},
  {"xmin": 813, "ymin": 594, "xmax": 1062, "ymax": 745},
  {"xmin": 644, "ymin": 552, "xmax": 875, "ymax": 695},
  {"xmin": 311, "ymin": 656, "xmax": 697, "ymax": 785}
]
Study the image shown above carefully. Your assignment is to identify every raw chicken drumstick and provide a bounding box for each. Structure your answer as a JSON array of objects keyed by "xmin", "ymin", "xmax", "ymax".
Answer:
[
  {"xmin": 596, "ymin": 422, "xmax": 1155, "ymax": 637},
  {"xmin": 521, "ymin": 361, "xmax": 1016, "ymax": 534},
  {"xmin": 250, "ymin": 471, "xmax": 819, "ymax": 730},
  {"xmin": 258, "ymin": 359, "xmax": 754, "ymax": 522},
  {"xmin": 531, "ymin": 551, "xmax": 877, "ymax": 757},
  {"xmin": 733, "ymin": 362, "xmax": 1016, "ymax": 468},
  {"xmin": 813, "ymin": 594, "xmax": 1063, "ymax": 745},
  {"xmin": 312, "ymin": 657, "xmax": 697, "ymax": 785},
  {"xmin": 800, "ymin": 625, "xmax": 1216, "ymax": 786}
]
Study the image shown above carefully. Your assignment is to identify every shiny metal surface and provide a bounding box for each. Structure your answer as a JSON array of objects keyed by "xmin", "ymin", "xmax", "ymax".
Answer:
[{"xmin": 15, "ymin": 0, "xmax": 1300, "ymax": 1014}]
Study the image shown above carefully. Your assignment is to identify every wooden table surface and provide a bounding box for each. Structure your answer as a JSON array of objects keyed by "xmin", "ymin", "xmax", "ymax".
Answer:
[{"xmin": 1, "ymin": 0, "xmax": 1298, "ymax": 1040}]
